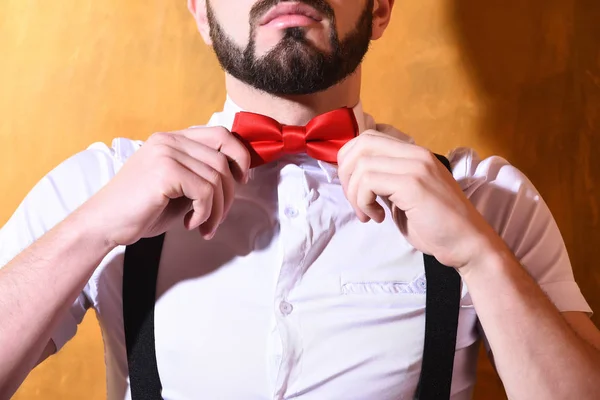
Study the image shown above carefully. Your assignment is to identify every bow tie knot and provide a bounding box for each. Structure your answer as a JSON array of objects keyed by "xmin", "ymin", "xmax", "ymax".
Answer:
[
  {"xmin": 232, "ymin": 107, "xmax": 359, "ymax": 168},
  {"xmin": 282, "ymin": 125, "xmax": 308, "ymax": 154}
]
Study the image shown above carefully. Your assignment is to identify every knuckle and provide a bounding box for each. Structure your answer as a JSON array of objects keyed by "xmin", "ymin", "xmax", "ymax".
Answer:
[
  {"xmin": 213, "ymin": 126, "xmax": 230, "ymax": 137},
  {"xmin": 415, "ymin": 159, "xmax": 433, "ymax": 177},
  {"xmin": 209, "ymin": 168, "xmax": 222, "ymax": 187},
  {"xmin": 356, "ymin": 197, "xmax": 366, "ymax": 209},
  {"xmin": 209, "ymin": 126, "xmax": 231, "ymax": 144},
  {"xmin": 191, "ymin": 181, "xmax": 214, "ymax": 220},
  {"xmin": 407, "ymin": 174, "xmax": 425, "ymax": 189},
  {"xmin": 147, "ymin": 132, "xmax": 163, "ymax": 143},
  {"xmin": 148, "ymin": 134, "xmax": 178, "ymax": 157},
  {"xmin": 362, "ymin": 170, "xmax": 376, "ymax": 184},
  {"xmin": 240, "ymin": 150, "xmax": 252, "ymax": 169},
  {"xmin": 337, "ymin": 163, "xmax": 348, "ymax": 180},
  {"xmin": 355, "ymin": 133, "xmax": 368, "ymax": 146},
  {"xmin": 417, "ymin": 147, "xmax": 435, "ymax": 162},
  {"xmin": 194, "ymin": 198, "xmax": 212, "ymax": 222},
  {"xmin": 215, "ymin": 151, "xmax": 229, "ymax": 172},
  {"xmin": 202, "ymin": 180, "xmax": 215, "ymax": 199},
  {"xmin": 198, "ymin": 191, "xmax": 212, "ymax": 208},
  {"xmin": 151, "ymin": 147, "xmax": 176, "ymax": 170},
  {"xmin": 149, "ymin": 131, "xmax": 174, "ymax": 145},
  {"xmin": 354, "ymin": 157, "xmax": 369, "ymax": 176},
  {"xmin": 157, "ymin": 159, "xmax": 178, "ymax": 182},
  {"xmin": 356, "ymin": 191, "xmax": 372, "ymax": 209},
  {"xmin": 155, "ymin": 142, "xmax": 175, "ymax": 158}
]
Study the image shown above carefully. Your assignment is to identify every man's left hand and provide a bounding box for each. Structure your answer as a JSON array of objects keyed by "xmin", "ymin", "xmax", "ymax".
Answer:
[{"xmin": 337, "ymin": 129, "xmax": 503, "ymax": 269}]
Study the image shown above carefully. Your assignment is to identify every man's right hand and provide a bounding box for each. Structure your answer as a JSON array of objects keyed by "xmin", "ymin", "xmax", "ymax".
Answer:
[
  {"xmin": 80, "ymin": 126, "xmax": 251, "ymax": 247},
  {"xmin": 0, "ymin": 128, "xmax": 250, "ymax": 397}
]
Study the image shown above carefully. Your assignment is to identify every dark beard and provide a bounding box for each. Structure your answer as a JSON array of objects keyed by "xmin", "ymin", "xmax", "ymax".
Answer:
[{"xmin": 206, "ymin": 0, "xmax": 374, "ymax": 95}]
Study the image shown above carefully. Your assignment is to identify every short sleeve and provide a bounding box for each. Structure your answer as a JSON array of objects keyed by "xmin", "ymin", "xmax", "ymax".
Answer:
[
  {"xmin": 0, "ymin": 138, "xmax": 136, "ymax": 350},
  {"xmin": 449, "ymin": 147, "xmax": 592, "ymax": 315}
]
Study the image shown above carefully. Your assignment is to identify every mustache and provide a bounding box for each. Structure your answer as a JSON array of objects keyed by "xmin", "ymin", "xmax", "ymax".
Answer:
[{"xmin": 249, "ymin": 0, "xmax": 335, "ymax": 25}]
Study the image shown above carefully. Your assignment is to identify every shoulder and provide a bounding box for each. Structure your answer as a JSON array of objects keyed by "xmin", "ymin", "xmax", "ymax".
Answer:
[
  {"xmin": 447, "ymin": 147, "xmax": 544, "ymax": 246},
  {"xmin": 447, "ymin": 147, "xmax": 542, "ymax": 236},
  {"xmin": 448, "ymin": 147, "xmax": 533, "ymax": 195},
  {"xmin": 36, "ymin": 137, "xmax": 143, "ymax": 209},
  {"xmin": 0, "ymin": 138, "xmax": 142, "ymax": 266},
  {"xmin": 448, "ymin": 148, "xmax": 592, "ymax": 314},
  {"xmin": 448, "ymin": 148, "xmax": 588, "ymax": 306}
]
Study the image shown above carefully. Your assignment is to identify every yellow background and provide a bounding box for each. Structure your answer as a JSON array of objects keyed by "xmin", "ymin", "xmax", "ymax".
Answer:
[{"xmin": 1, "ymin": 1, "xmax": 598, "ymax": 399}]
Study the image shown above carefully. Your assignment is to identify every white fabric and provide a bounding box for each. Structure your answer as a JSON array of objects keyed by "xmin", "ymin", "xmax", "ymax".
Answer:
[{"xmin": 0, "ymin": 98, "xmax": 591, "ymax": 399}]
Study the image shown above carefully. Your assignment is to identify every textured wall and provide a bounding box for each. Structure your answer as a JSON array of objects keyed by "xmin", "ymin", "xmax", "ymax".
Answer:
[{"xmin": 1, "ymin": 1, "xmax": 598, "ymax": 399}]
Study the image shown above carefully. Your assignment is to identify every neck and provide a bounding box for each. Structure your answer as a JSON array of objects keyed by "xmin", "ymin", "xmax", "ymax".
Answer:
[{"xmin": 224, "ymin": 67, "xmax": 362, "ymax": 125}]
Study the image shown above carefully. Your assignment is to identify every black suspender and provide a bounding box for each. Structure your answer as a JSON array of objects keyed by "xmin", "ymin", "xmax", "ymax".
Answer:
[
  {"xmin": 123, "ymin": 234, "xmax": 165, "ymax": 400},
  {"xmin": 122, "ymin": 155, "xmax": 461, "ymax": 400},
  {"xmin": 415, "ymin": 153, "xmax": 462, "ymax": 400}
]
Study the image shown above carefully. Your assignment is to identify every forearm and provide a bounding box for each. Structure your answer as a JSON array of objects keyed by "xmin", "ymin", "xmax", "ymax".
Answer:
[
  {"xmin": 0, "ymin": 207, "xmax": 114, "ymax": 397},
  {"xmin": 461, "ymin": 242, "xmax": 600, "ymax": 400}
]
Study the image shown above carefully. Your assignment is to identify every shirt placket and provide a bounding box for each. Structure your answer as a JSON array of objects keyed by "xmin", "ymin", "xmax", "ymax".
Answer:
[{"xmin": 269, "ymin": 164, "xmax": 311, "ymax": 400}]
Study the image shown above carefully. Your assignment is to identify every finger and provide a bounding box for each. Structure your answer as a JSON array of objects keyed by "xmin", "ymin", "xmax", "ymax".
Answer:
[
  {"xmin": 355, "ymin": 128, "xmax": 413, "ymax": 141},
  {"xmin": 339, "ymin": 154, "xmax": 422, "ymax": 204},
  {"xmin": 337, "ymin": 137, "xmax": 361, "ymax": 198},
  {"xmin": 163, "ymin": 197, "xmax": 195, "ymax": 226},
  {"xmin": 356, "ymin": 181, "xmax": 386, "ymax": 223},
  {"xmin": 357, "ymin": 171, "xmax": 427, "ymax": 214},
  {"xmin": 355, "ymin": 156, "xmax": 462, "ymax": 213},
  {"xmin": 392, "ymin": 206, "xmax": 409, "ymax": 237},
  {"xmin": 338, "ymin": 135, "xmax": 398, "ymax": 190},
  {"xmin": 337, "ymin": 136, "xmax": 359, "ymax": 165},
  {"xmin": 338, "ymin": 131, "xmax": 399, "ymax": 166},
  {"xmin": 357, "ymin": 156, "xmax": 435, "ymax": 181},
  {"xmin": 170, "ymin": 151, "xmax": 225, "ymax": 237},
  {"xmin": 338, "ymin": 128, "xmax": 407, "ymax": 162},
  {"xmin": 182, "ymin": 127, "xmax": 251, "ymax": 183},
  {"xmin": 346, "ymin": 156, "xmax": 435, "ymax": 223},
  {"xmin": 339, "ymin": 132, "xmax": 433, "ymax": 175},
  {"xmin": 164, "ymin": 134, "xmax": 236, "ymax": 222},
  {"xmin": 160, "ymin": 159, "xmax": 215, "ymax": 232},
  {"xmin": 347, "ymin": 165, "xmax": 389, "ymax": 223},
  {"xmin": 338, "ymin": 128, "xmax": 407, "ymax": 164}
]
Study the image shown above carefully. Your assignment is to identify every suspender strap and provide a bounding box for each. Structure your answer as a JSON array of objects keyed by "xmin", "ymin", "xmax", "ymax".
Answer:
[
  {"xmin": 122, "ymin": 155, "xmax": 461, "ymax": 400},
  {"xmin": 123, "ymin": 234, "xmax": 165, "ymax": 400},
  {"xmin": 414, "ymin": 154, "xmax": 462, "ymax": 400}
]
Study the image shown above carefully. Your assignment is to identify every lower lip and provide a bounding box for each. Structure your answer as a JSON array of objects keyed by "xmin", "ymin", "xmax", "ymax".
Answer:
[{"xmin": 263, "ymin": 14, "xmax": 319, "ymax": 29}]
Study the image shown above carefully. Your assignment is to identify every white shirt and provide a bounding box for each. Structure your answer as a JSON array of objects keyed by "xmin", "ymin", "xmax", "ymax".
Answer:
[{"xmin": 0, "ymin": 98, "xmax": 592, "ymax": 400}]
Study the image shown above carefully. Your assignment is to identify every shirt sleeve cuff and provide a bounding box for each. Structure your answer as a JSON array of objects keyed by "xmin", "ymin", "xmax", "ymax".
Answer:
[
  {"xmin": 50, "ymin": 295, "xmax": 88, "ymax": 351},
  {"xmin": 539, "ymin": 280, "xmax": 593, "ymax": 315},
  {"xmin": 50, "ymin": 314, "xmax": 78, "ymax": 351}
]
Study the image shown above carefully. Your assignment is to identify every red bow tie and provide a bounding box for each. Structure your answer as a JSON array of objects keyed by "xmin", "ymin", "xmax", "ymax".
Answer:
[{"xmin": 231, "ymin": 107, "xmax": 359, "ymax": 168}]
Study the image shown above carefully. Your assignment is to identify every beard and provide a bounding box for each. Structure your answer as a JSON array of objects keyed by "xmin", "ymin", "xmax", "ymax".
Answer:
[{"xmin": 206, "ymin": 0, "xmax": 374, "ymax": 95}]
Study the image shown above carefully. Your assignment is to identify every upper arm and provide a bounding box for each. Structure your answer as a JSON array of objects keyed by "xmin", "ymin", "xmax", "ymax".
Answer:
[
  {"xmin": 452, "ymin": 149, "xmax": 594, "ymax": 356},
  {"xmin": 0, "ymin": 140, "xmax": 126, "ymax": 352},
  {"xmin": 450, "ymin": 149, "xmax": 592, "ymax": 314},
  {"xmin": 0, "ymin": 141, "xmax": 121, "ymax": 267}
]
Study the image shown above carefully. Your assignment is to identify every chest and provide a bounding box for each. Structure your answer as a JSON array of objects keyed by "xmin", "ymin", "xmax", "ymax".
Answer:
[{"xmin": 91, "ymin": 162, "xmax": 479, "ymax": 399}]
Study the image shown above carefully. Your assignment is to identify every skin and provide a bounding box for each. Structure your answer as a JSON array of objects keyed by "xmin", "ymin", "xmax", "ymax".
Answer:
[{"xmin": 0, "ymin": 1, "xmax": 598, "ymax": 398}]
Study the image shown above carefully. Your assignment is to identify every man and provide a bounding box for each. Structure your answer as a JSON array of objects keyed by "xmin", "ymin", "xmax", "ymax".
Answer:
[{"xmin": 0, "ymin": 0, "xmax": 598, "ymax": 398}]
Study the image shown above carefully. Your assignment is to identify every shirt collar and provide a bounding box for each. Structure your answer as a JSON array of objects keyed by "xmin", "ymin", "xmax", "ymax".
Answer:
[{"xmin": 206, "ymin": 96, "xmax": 373, "ymax": 182}]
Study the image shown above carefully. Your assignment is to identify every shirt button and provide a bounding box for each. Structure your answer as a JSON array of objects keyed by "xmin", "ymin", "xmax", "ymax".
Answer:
[
  {"xmin": 279, "ymin": 301, "xmax": 294, "ymax": 315},
  {"xmin": 284, "ymin": 206, "xmax": 299, "ymax": 218}
]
